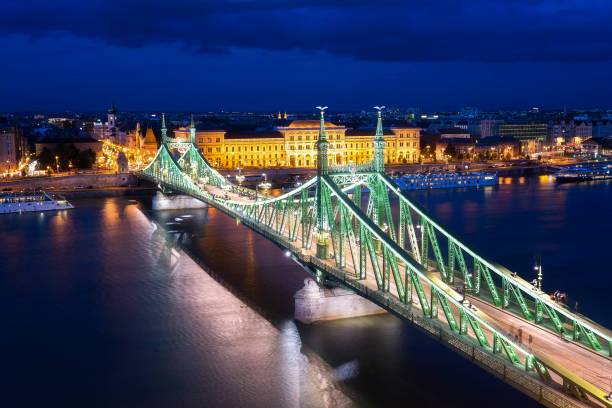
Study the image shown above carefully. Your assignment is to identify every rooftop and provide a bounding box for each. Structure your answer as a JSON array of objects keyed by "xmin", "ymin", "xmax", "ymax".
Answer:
[{"xmin": 284, "ymin": 120, "xmax": 341, "ymax": 129}]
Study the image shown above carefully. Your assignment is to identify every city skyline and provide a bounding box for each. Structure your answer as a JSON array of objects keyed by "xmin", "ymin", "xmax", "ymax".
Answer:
[{"xmin": 2, "ymin": 1, "xmax": 612, "ymax": 112}]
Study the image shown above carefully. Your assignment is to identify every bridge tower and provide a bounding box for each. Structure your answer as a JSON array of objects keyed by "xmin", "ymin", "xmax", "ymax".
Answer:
[
  {"xmin": 373, "ymin": 106, "xmax": 386, "ymax": 174},
  {"xmin": 161, "ymin": 112, "xmax": 167, "ymax": 145},
  {"xmin": 371, "ymin": 106, "xmax": 387, "ymax": 252},
  {"xmin": 315, "ymin": 106, "xmax": 330, "ymax": 259},
  {"xmin": 190, "ymin": 114, "xmax": 196, "ymax": 145}
]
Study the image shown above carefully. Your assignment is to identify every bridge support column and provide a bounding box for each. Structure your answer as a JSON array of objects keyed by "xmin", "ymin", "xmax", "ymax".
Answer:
[
  {"xmin": 294, "ymin": 278, "xmax": 385, "ymax": 324},
  {"xmin": 316, "ymin": 230, "xmax": 330, "ymax": 259},
  {"xmin": 152, "ymin": 191, "xmax": 207, "ymax": 210}
]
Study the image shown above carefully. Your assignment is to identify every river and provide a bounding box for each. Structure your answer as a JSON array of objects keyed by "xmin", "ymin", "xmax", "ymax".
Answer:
[{"xmin": 1, "ymin": 174, "xmax": 609, "ymax": 407}]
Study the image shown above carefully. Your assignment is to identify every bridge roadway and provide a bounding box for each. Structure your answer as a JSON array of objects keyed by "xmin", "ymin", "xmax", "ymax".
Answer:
[{"xmin": 198, "ymin": 182, "xmax": 612, "ymax": 407}]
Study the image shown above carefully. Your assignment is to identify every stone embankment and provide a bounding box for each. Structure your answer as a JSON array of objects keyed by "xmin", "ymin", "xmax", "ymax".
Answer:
[{"xmin": 0, "ymin": 172, "xmax": 157, "ymax": 198}]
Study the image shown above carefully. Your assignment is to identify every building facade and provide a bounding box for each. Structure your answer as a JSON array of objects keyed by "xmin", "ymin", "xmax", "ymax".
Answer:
[
  {"xmin": 497, "ymin": 121, "xmax": 547, "ymax": 154},
  {"xmin": 174, "ymin": 120, "xmax": 420, "ymax": 169},
  {"xmin": 0, "ymin": 126, "xmax": 20, "ymax": 172}
]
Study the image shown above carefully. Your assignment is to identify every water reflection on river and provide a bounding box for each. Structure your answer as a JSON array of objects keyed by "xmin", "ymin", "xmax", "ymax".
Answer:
[{"xmin": 1, "ymin": 174, "xmax": 608, "ymax": 407}]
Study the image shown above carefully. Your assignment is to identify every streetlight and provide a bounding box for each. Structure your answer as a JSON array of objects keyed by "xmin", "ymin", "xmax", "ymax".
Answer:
[
  {"xmin": 55, "ymin": 155, "xmax": 59, "ymax": 173},
  {"xmin": 534, "ymin": 258, "xmax": 542, "ymax": 291}
]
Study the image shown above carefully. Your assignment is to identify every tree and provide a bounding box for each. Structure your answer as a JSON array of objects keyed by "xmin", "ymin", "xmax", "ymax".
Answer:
[
  {"xmin": 37, "ymin": 147, "xmax": 55, "ymax": 171},
  {"xmin": 55, "ymin": 143, "xmax": 79, "ymax": 170},
  {"xmin": 444, "ymin": 144, "xmax": 457, "ymax": 159},
  {"xmin": 76, "ymin": 149, "xmax": 96, "ymax": 169}
]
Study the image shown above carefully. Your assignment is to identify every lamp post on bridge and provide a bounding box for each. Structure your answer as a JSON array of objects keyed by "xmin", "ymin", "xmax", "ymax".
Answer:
[{"xmin": 534, "ymin": 257, "xmax": 543, "ymax": 291}]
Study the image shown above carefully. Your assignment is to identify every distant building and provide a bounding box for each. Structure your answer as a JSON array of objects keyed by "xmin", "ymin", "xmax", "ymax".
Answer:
[
  {"xmin": 581, "ymin": 137, "xmax": 612, "ymax": 156},
  {"xmin": 592, "ymin": 120, "xmax": 612, "ymax": 138},
  {"xmin": 548, "ymin": 120, "xmax": 591, "ymax": 146},
  {"xmin": 34, "ymin": 136, "xmax": 102, "ymax": 155},
  {"xmin": 439, "ymin": 128, "xmax": 471, "ymax": 139},
  {"xmin": 0, "ymin": 126, "xmax": 21, "ymax": 171},
  {"xmin": 434, "ymin": 139, "xmax": 475, "ymax": 160},
  {"xmin": 480, "ymin": 119, "xmax": 504, "ymax": 139},
  {"xmin": 475, "ymin": 137, "xmax": 521, "ymax": 160},
  {"xmin": 497, "ymin": 121, "xmax": 547, "ymax": 154},
  {"xmin": 142, "ymin": 126, "xmax": 158, "ymax": 156},
  {"xmin": 174, "ymin": 119, "xmax": 420, "ymax": 169},
  {"xmin": 91, "ymin": 102, "xmax": 138, "ymax": 147}
]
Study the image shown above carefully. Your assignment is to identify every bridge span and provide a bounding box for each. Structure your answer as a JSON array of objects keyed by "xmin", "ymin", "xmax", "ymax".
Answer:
[{"xmin": 139, "ymin": 110, "xmax": 612, "ymax": 408}]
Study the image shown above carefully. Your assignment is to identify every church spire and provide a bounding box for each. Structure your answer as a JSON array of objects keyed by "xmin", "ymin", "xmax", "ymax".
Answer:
[
  {"xmin": 161, "ymin": 113, "xmax": 167, "ymax": 144},
  {"xmin": 373, "ymin": 106, "xmax": 386, "ymax": 173},
  {"xmin": 190, "ymin": 113, "xmax": 196, "ymax": 144}
]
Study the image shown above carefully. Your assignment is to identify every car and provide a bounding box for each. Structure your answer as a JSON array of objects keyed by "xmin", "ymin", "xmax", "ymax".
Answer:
[{"xmin": 2, "ymin": 187, "xmax": 12, "ymax": 191}]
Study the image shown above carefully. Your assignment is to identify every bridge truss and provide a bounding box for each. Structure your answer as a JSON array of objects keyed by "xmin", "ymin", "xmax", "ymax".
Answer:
[{"xmin": 140, "ymin": 110, "xmax": 612, "ymax": 408}]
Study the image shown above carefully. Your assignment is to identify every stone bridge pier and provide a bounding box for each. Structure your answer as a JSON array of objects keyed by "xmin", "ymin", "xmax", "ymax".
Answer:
[
  {"xmin": 152, "ymin": 191, "xmax": 207, "ymax": 210},
  {"xmin": 294, "ymin": 278, "xmax": 386, "ymax": 324}
]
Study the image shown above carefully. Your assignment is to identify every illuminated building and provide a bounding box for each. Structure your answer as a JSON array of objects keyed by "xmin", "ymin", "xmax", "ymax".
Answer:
[
  {"xmin": 0, "ymin": 126, "xmax": 21, "ymax": 172},
  {"xmin": 92, "ymin": 101, "xmax": 120, "ymax": 141},
  {"xmin": 497, "ymin": 121, "xmax": 547, "ymax": 154},
  {"xmin": 174, "ymin": 119, "xmax": 419, "ymax": 169}
]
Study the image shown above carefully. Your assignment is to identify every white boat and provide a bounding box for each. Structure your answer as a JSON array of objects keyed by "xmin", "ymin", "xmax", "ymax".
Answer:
[{"xmin": 0, "ymin": 191, "xmax": 74, "ymax": 214}]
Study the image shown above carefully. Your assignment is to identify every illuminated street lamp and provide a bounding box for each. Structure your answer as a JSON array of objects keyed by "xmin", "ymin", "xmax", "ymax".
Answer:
[
  {"xmin": 55, "ymin": 155, "xmax": 59, "ymax": 173},
  {"xmin": 258, "ymin": 173, "xmax": 271, "ymax": 192},
  {"xmin": 534, "ymin": 258, "xmax": 542, "ymax": 291},
  {"xmin": 235, "ymin": 167, "xmax": 245, "ymax": 187}
]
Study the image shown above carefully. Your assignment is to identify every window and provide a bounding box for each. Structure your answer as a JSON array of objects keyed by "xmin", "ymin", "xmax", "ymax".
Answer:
[
  {"xmin": 198, "ymin": 138, "xmax": 203, "ymax": 143},
  {"xmin": 216, "ymin": 138, "xmax": 220, "ymax": 143},
  {"xmin": 207, "ymin": 138, "xmax": 212, "ymax": 143}
]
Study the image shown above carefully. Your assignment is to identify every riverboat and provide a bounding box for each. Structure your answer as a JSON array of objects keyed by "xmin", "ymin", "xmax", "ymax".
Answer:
[
  {"xmin": 555, "ymin": 165, "xmax": 612, "ymax": 182},
  {"xmin": 0, "ymin": 191, "xmax": 74, "ymax": 214},
  {"xmin": 392, "ymin": 171, "xmax": 498, "ymax": 190}
]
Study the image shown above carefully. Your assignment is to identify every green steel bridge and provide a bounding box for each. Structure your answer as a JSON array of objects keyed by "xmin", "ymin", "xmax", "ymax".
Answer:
[{"xmin": 139, "ymin": 111, "xmax": 612, "ymax": 408}]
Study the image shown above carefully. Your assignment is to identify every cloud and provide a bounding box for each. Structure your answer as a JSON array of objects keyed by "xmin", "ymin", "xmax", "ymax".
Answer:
[{"xmin": 1, "ymin": 0, "xmax": 611, "ymax": 63}]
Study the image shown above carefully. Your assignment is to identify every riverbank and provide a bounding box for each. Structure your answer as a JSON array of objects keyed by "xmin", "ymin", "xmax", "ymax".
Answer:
[{"xmin": 58, "ymin": 186, "xmax": 157, "ymax": 198}]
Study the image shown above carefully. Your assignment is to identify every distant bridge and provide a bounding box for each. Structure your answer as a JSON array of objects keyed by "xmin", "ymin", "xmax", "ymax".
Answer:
[{"xmin": 139, "ymin": 111, "xmax": 612, "ymax": 408}]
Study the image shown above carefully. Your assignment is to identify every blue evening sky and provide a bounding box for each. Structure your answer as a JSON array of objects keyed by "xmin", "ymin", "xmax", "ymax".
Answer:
[{"xmin": 1, "ymin": 0, "xmax": 611, "ymax": 112}]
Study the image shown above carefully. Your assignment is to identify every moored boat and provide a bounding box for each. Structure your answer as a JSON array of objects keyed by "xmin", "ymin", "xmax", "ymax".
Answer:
[
  {"xmin": 392, "ymin": 171, "xmax": 498, "ymax": 191},
  {"xmin": 555, "ymin": 165, "xmax": 611, "ymax": 183},
  {"xmin": 0, "ymin": 191, "xmax": 74, "ymax": 214}
]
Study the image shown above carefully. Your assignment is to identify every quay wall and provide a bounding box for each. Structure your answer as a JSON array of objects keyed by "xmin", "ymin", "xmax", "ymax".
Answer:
[{"xmin": 0, "ymin": 173, "xmax": 139, "ymax": 191}]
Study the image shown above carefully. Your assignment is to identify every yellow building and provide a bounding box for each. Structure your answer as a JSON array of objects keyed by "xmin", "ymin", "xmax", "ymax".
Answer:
[{"xmin": 174, "ymin": 120, "xmax": 419, "ymax": 169}]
